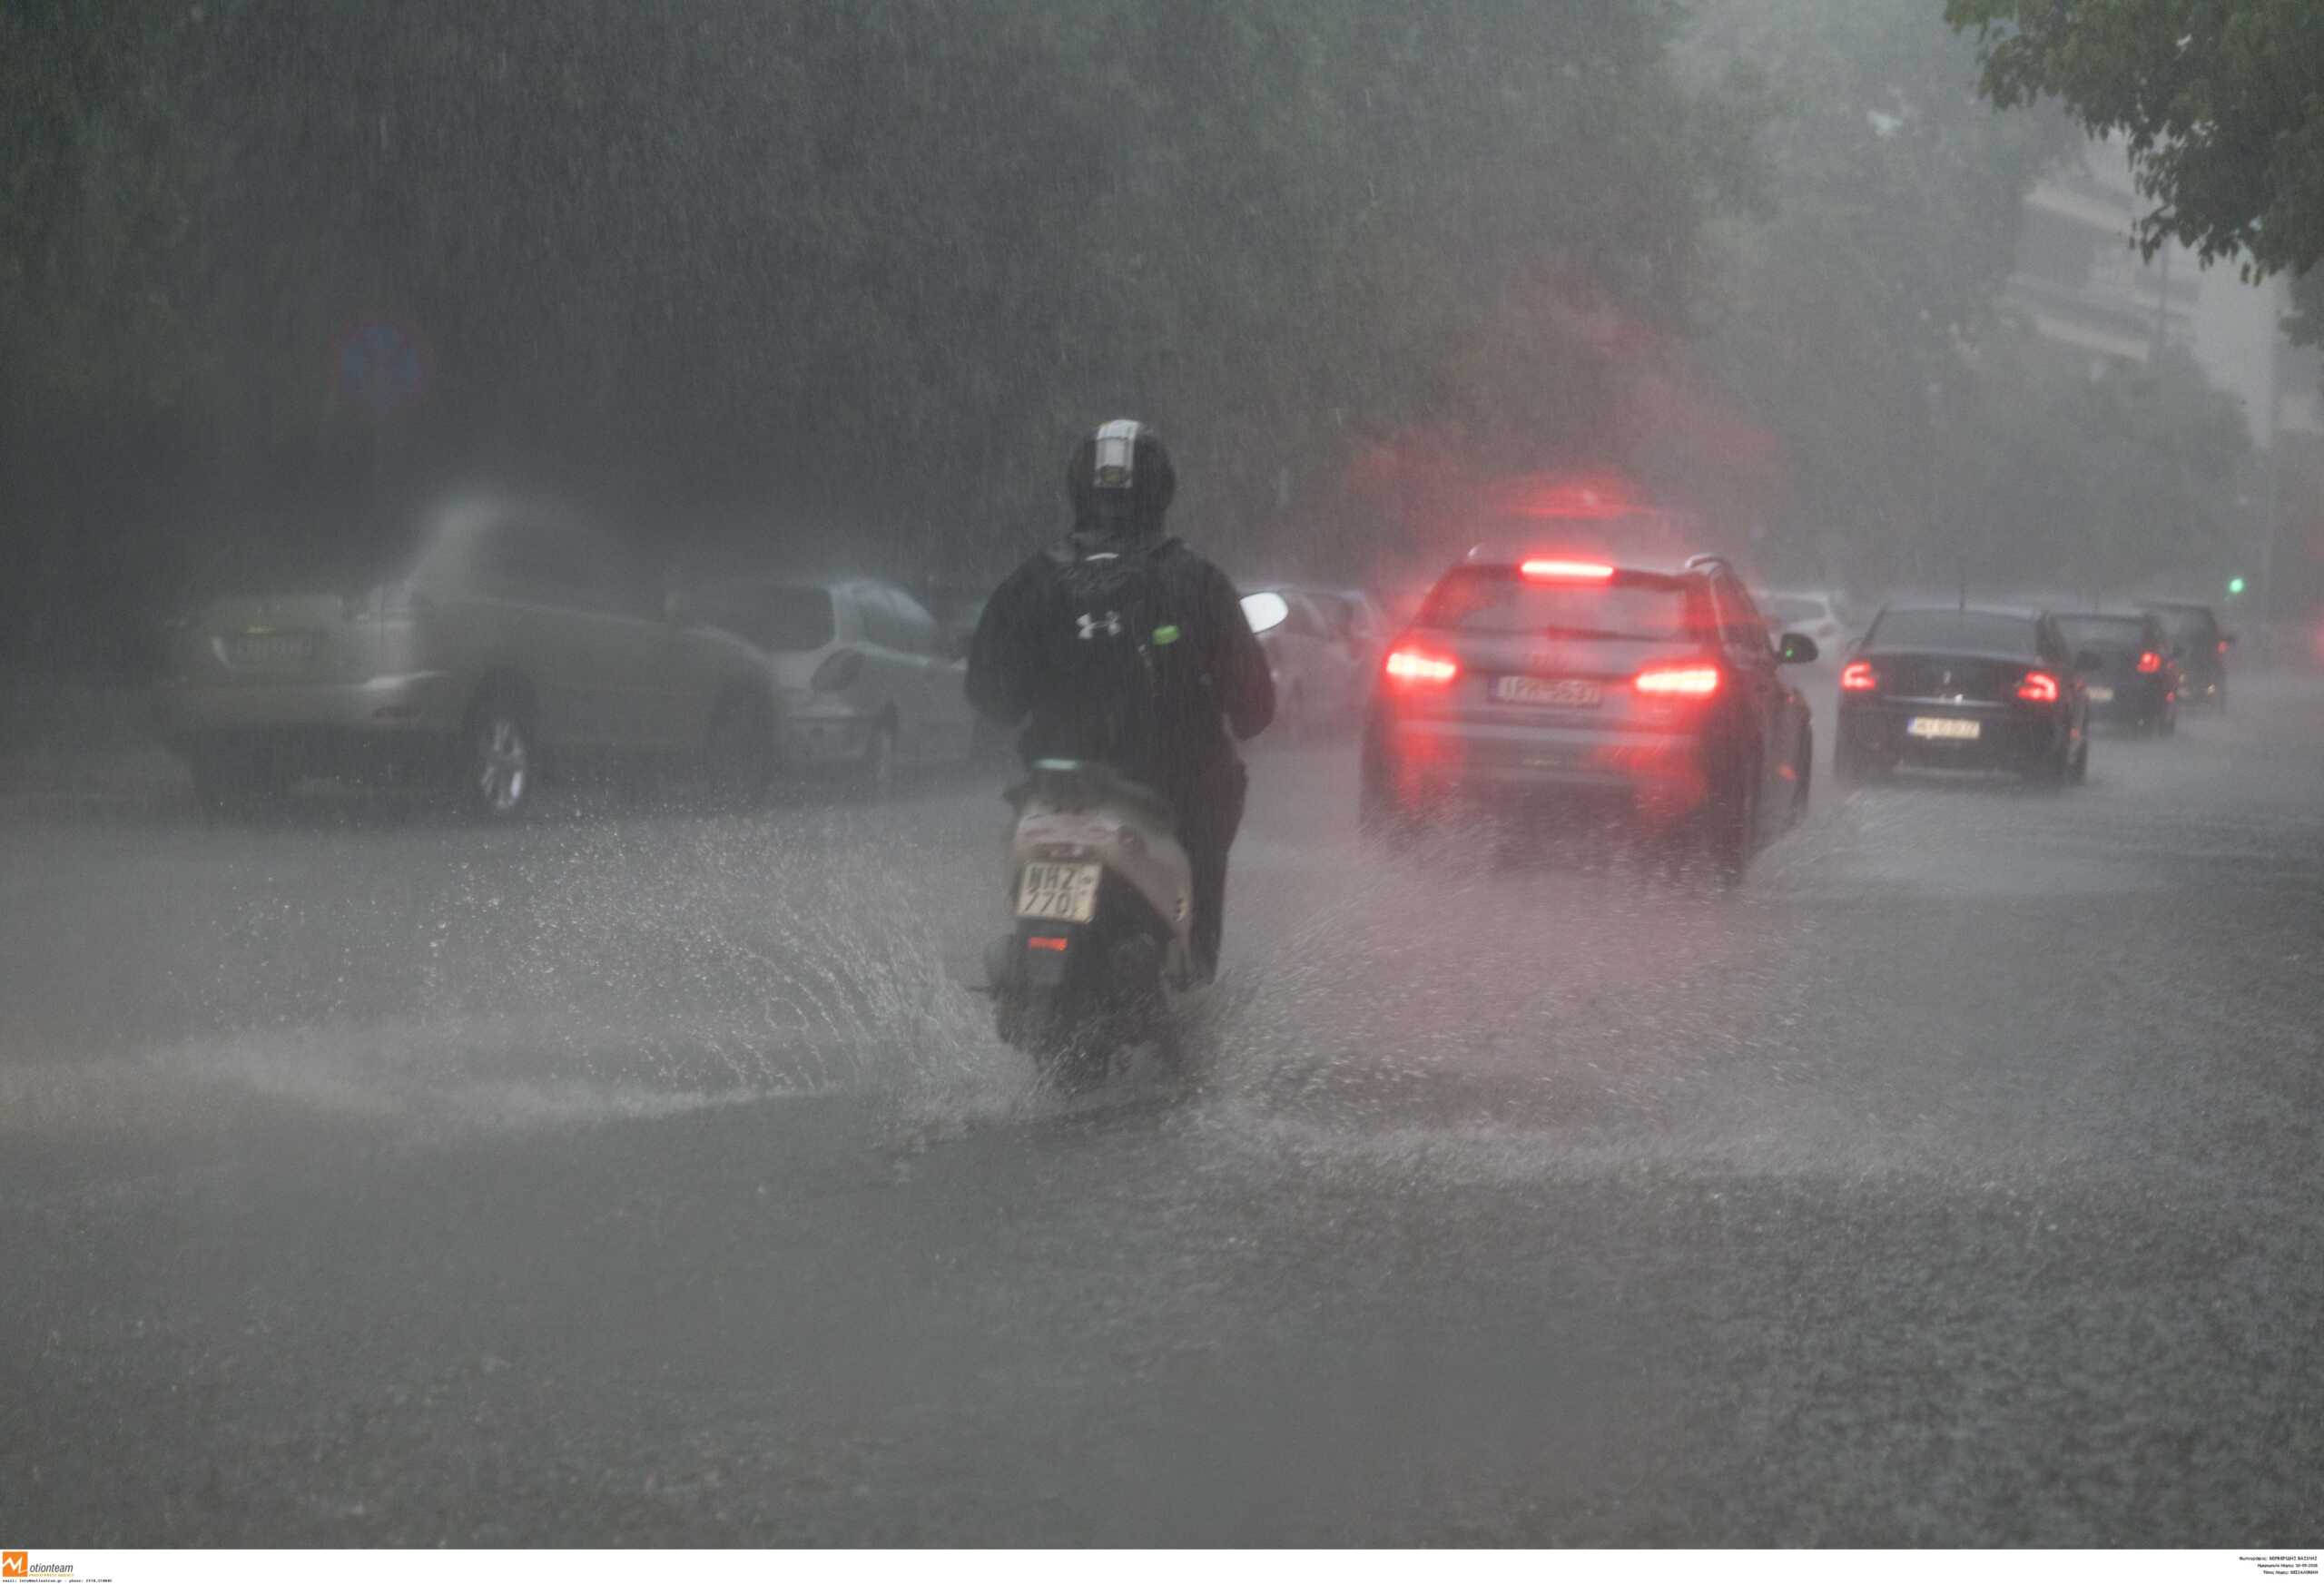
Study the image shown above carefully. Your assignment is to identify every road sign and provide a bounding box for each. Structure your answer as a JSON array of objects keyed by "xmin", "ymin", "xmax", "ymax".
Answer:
[{"xmin": 331, "ymin": 313, "xmax": 435, "ymax": 419}]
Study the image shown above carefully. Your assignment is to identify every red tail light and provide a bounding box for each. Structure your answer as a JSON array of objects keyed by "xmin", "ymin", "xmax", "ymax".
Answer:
[
  {"xmin": 2136, "ymin": 650, "xmax": 2162, "ymax": 674},
  {"xmin": 1840, "ymin": 660, "xmax": 1878, "ymax": 692},
  {"xmin": 2217, "ymin": 639, "xmax": 2230, "ymax": 654},
  {"xmin": 1519, "ymin": 558, "xmax": 1616, "ymax": 582},
  {"xmin": 1384, "ymin": 644, "xmax": 1460, "ymax": 686},
  {"xmin": 1635, "ymin": 664, "xmax": 1721, "ymax": 697},
  {"xmin": 2016, "ymin": 670, "xmax": 2060, "ymax": 703}
]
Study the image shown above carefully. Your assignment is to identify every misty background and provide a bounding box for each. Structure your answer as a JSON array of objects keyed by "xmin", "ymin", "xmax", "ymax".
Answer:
[{"xmin": 5, "ymin": 0, "xmax": 2316, "ymax": 688}]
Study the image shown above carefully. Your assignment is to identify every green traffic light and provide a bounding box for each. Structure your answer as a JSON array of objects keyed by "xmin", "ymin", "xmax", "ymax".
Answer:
[{"xmin": 2227, "ymin": 576, "xmax": 2247, "ymax": 596}]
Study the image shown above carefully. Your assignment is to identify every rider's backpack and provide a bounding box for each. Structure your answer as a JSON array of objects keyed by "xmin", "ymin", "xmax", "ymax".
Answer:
[{"xmin": 1043, "ymin": 536, "xmax": 1175, "ymax": 774}]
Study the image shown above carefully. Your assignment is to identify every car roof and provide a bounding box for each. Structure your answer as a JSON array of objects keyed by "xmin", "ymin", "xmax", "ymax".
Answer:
[
  {"xmin": 2137, "ymin": 598, "xmax": 2217, "ymax": 615},
  {"xmin": 1876, "ymin": 602, "xmax": 2043, "ymax": 622}
]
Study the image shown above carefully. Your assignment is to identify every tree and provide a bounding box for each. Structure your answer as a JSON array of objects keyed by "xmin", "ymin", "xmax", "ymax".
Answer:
[
  {"xmin": 1673, "ymin": 0, "xmax": 2072, "ymax": 582},
  {"xmin": 1944, "ymin": 0, "xmax": 2324, "ymax": 288}
]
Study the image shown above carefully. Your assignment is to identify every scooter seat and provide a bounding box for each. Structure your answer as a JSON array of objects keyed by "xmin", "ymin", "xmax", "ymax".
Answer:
[{"xmin": 1006, "ymin": 758, "xmax": 1178, "ymax": 833}]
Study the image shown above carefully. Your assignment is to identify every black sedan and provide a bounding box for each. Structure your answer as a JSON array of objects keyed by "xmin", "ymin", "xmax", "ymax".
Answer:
[
  {"xmin": 2052, "ymin": 610, "xmax": 2179, "ymax": 736},
  {"xmin": 1837, "ymin": 605, "xmax": 2092, "ymax": 787},
  {"xmin": 2139, "ymin": 600, "xmax": 2233, "ymax": 708}
]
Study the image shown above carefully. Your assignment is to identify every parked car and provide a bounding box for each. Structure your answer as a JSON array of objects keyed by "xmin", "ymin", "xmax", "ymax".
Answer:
[
  {"xmin": 2138, "ymin": 600, "xmax": 2233, "ymax": 707},
  {"xmin": 1837, "ymin": 605, "xmax": 2092, "ymax": 786},
  {"xmin": 153, "ymin": 499, "xmax": 773, "ymax": 818},
  {"xmin": 1360, "ymin": 550, "xmax": 1817, "ymax": 881},
  {"xmin": 679, "ymin": 574, "xmax": 978, "ymax": 795},
  {"xmin": 2051, "ymin": 610, "xmax": 2179, "ymax": 736},
  {"xmin": 1757, "ymin": 590, "xmax": 1855, "ymax": 656},
  {"xmin": 1244, "ymin": 583, "xmax": 1383, "ymax": 738}
]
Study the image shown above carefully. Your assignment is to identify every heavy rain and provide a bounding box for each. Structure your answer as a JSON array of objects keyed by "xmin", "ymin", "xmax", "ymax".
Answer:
[{"xmin": 3, "ymin": 0, "xmax": 2320, "ymax": 1551}]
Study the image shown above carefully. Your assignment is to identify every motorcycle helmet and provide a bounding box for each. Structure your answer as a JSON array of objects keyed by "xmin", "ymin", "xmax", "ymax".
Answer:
[{"xmin": 1066, "ymin": 418, "xmax": 1176, "ymax": 534}]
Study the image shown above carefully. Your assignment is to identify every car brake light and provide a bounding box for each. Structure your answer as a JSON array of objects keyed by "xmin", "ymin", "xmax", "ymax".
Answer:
[
  {"xmin": 2016, "ymin": 670, "xmax": 2060, "ymax": 703},
  {"xmin": 811, "ymin": 649, "xmax": 865, "ymax": 692},
  {"xmin": 1840, "ymin": 660, "xmax": 1877, "ymax": 692},
  {"xmin": 1384, "ymin": 644, "xmax": 1460, "ymax": 686},
  {"xmin": 2217, "ymin": 639, "xmax": 2230, "ymax": 654},
  {"xmin": 2136, "ymin": 650, "xmax": 2162, "ymax": 674},
  {"xmin": 1635, "ymin": 664, "xmax": 1720, "ymax": 697},
  {"xmin": 1519, "ymin": 558, "xmax": 1616, "ymax": 582},
  {"xmin": 1027, "ymin": 936, "xmax": 1069, "ymax": 952}
]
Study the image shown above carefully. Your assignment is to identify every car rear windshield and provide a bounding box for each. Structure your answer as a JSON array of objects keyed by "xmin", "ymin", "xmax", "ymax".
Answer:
[
  {"xmin": 2144, "ymin": 605, "xmax": 2218, "ymax": 642},
  {"xmin": 753, "ymin": 585, "xmax": 837, "ymax": 651},
  {"xmin": 1867, "ymin": 610, "xmax": 2039, "ymax": 655},
  {"xmin": 1766, "ymin": 595, "xmax": 1830, "ymax": 625},
  {"xmin": 2055, "ymin": 615, "xmax": 2148, "ymax": 650},
  {"xmin": 1419, "ymin": 568, "xmax": 1700, "ymax": 640}
]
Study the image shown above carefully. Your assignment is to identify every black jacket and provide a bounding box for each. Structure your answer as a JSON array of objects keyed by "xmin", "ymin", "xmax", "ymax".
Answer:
[{"xmin": 966, "ymin": 530, "xmax": 1275, "ymax": 795}]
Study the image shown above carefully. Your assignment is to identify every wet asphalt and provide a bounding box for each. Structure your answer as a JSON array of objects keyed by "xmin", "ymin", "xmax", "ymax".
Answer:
[{"xmin": 3, "ymin": 671, "xmax": 2319, "ymax": 1544}]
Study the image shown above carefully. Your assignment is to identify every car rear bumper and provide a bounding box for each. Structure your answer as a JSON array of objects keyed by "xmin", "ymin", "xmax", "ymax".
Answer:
[
  {"xmin": 156, "ymin": 672, "xmax": 463, "ymax": 741},
  {"xmin": 774, "ymin": 704, "xmax": 878, "ymax": 767},
  {"xmin": 1370, "ymin": 714, "xmax": 1712, "ymax": 810},
  {"xmin": 1839, "ymin": 700, "xmax": 2059, "ymax": 769},
  {"xmin": 2085, "ymin": 679, "xmax": 2171, "ymax": 723}
]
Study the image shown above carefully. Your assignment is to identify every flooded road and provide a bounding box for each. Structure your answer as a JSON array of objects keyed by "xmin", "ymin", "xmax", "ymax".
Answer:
[{"xmin": 5, "ymin": 676, "xmax": 2319, "ymax": 1543}]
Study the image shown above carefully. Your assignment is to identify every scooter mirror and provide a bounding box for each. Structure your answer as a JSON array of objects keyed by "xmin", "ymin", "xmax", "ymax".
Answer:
[{"xmin": 1241, "ymin": 591, "xmax": 1291, "ymax": 635}]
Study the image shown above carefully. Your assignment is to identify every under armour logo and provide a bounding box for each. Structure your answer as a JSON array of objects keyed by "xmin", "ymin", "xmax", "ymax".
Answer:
[{"xmin": 1077, "ymin": 611, "xmax": 1123, "ymax": 640}]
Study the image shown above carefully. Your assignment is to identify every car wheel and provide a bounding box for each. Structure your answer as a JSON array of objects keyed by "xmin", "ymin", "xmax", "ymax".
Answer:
[
  {"xmin": 1789, "ymin": 728, "xmax": 1813, "ymax": 826},
  {"xmin": 1704, "ymin": 757, "xmax": 1758, "ymax": 886},
  {"xmin": 460, "ymin": 691, "xmax": 535, "ymax": 820},
  {"xmin": 702, "ymin": 692, "xmax": 775, "ymax": 810},
  {"xmin": 1360, "ymin": 771, "xmax": 1425, "ymax": 848},
  {"xmin": 851, "ymin": 718, "xmax": 897, "ymax": 802}
]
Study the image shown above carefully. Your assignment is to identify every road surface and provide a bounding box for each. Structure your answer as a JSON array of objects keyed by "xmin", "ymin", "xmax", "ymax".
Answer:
[{"xmin": 4, "ymin": 675, "xmax": 2319, "ymax": 1544}]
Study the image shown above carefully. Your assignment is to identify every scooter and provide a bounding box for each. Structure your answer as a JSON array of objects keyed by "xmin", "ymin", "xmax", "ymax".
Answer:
[{"xmin": 980, "ymin": 593, "xmax": 1289, "ymax": 1086}]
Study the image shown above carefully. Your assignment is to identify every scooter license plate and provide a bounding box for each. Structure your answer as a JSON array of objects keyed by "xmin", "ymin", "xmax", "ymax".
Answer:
[{"xmin": 1018, "ymin": 861, "xmax": 1102, "ymax": 923}]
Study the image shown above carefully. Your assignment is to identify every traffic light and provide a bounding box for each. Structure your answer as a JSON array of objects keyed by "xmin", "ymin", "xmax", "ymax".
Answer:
[{"xmin": 2227, "ymin": 575, "xmax": 2247, "ymax": 597}]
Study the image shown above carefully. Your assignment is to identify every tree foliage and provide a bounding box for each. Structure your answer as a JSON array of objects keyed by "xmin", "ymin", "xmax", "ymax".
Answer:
[
  {"xmin": 1944, "ymin": 0, "xmax": 2324, "ymax": 287},
  {"xmin": 1675, "ymin": 0, "xmax": 2249, "ymax": 590},
  {"xmin": 1, "ymin": 0, "xmax": 1748, "ymax": 676}
]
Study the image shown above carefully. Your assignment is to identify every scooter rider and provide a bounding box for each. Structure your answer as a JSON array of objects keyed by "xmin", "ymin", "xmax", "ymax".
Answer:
[{"xmin": 967, "ymin": 419, "xmax": 1275, "ymax": 980}]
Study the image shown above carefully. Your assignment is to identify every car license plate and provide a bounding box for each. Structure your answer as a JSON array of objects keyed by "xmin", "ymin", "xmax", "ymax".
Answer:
[
  {"xmin": 1494, "ymin": 675, "xmax": 1601, "ymax": 708},
  {"xmin": 1905, "ymin": 715, "xmax": 1981, "ymax": 741},
  {"xmin": 231, "ymin": 630, "xmax": 317, "ymax": 668},
  {"xmin": 2087, "ymin": 684, "xmax": 2115, "ymax": 703},
  {"xmin": 1018, "ymin": 861, "xmax": 1101, "ymax": 923}
]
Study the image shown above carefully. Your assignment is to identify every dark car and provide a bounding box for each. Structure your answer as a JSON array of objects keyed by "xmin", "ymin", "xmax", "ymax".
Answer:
[
  {"xmin": 1837, "ymin": 605, "xmax": 2092, "ymax": 786},
  {"xmin": 2138, "ymin": 600, "xmax": 2233, "ymax": 707},
  {"xmin": 1359, "ymin": 551, "xmax": 1818, "ymax": 880},
  {"xmin": 2051, "ymin": 610, "xmax": 2179, "ymax": 736}
]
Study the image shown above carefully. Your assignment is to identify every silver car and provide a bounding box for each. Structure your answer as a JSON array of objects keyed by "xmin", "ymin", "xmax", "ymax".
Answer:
[
  {"xmin": 678, "ymin": 575, "xmax": 978, "ymax": 795},
  {"xmin": 154, "ymin": 499, "xmax": 773, "ymax": 817},
  {"xmin": 1246, "ymin": 584, "xmax": 1384, "ymax": 739}
]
